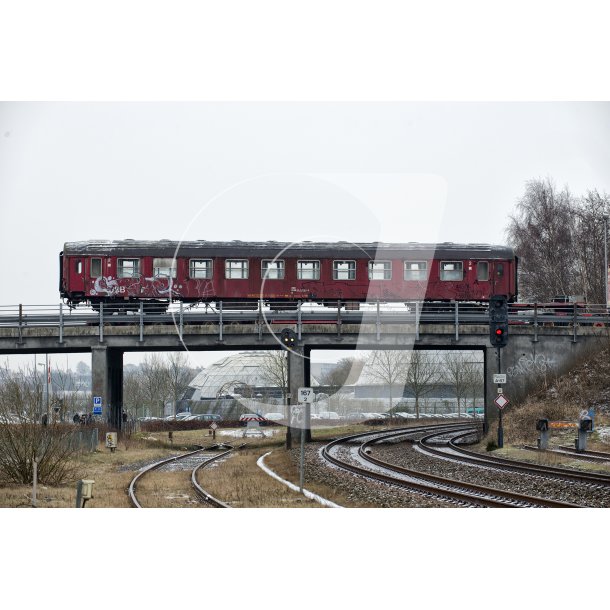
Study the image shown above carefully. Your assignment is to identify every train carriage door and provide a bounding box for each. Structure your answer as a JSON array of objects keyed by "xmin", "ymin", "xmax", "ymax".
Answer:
[
  {"xmin": 489, "ymin": 261, "xmax": 504, "ymax": 296},
  {"xmin": 69, "ymin": 257, "xmax": 86, "ymax": 293},
  {"xmin": 89, "ymin": 257, "xmax": 104, "ymax": 293},
  {"xmin": 476, "ymin": 260, "xmax": 490, "ymax": 299}
]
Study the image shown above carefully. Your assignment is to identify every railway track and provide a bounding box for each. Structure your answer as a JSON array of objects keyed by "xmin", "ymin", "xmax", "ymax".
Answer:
[
  {"xmin": 321, "ymin": 424, "xmax": 577, "ymax": 507},
  {"xmin": 128, "ymin": 443, "xmax": 239, "ymax": 508},
  {"xmin": 417, "ymin": 428, "xmax": 610, "ymax": 488},
  {"xmin": 521, "ymin": 444, "xmax": 610, "ymax": 463}
]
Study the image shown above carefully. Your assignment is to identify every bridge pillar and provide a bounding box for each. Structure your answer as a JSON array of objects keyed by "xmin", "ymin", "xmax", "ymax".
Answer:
[{"xmin": 91, "ymin": 346, "xmax": 124, "ymax": 430}]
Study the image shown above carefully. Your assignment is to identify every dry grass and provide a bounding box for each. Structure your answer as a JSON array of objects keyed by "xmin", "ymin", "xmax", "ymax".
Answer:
[
  {"xmin": 198, "ymin": 448, "xmax": 323, "ymax": 508},
  {"xmin": 481, "ymin": 444, "xmax": 610, "ymax": 473},
  {"xmin": 0, "ymin": 420, "xmax": 440, "ymax": 508},
  {"xmin": 484, "ymin": 342, "xmax": 610, "ymax": 448},
  {"xmin": 264, "ymin": 448, "xmax": 378, "ymax": 508},
  {"xmin": 0, "ymin": 425, "xmax": 323, "ymax": 508},
  {"xmin": 0, "ymin": 433, "xmax": 181, "ymax": 508}
]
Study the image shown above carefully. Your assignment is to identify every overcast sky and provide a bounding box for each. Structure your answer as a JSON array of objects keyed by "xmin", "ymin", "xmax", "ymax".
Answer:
[{"xmin": 1, "ymin": 102, "xmax": 609, "ymax": 369}]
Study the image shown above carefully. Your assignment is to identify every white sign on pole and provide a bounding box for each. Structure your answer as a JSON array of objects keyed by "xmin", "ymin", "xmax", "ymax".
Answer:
[
  {"xmin": 298, "ymin": 387, "xmax": 314, "ymax": 403},
  {"xmin": 493, "ymin": 374, "xmax": 507, "ymax": 384},
  {"xmin": 494, "ymin": 394, "xmax": 510, "ymax": 409}
]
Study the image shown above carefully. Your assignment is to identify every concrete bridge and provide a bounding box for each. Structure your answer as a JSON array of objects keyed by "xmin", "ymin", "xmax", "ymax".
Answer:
[{"xmin": 1, "ymin": 308, "xmax": 608, "ymax": 432}]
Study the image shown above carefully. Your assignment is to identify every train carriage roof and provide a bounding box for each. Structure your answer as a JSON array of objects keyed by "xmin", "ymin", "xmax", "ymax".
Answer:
[{"xmin": 62, "ymin": 240, "xmax": 514, "ymax": 260}]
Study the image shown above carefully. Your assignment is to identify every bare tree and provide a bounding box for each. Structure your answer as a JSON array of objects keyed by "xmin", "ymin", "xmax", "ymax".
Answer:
[
  {"xmin": 259, "ymin": 351, "xmax": 288, "ymax": 399},
  {"xmin": 139, "ymin": 354, "xmax": 169, "ymax": 417},
  {"xmin": 506, "ymin": 178, "xmax": 578, "ymax": 301},
  {"xmin": 443, "ymin": 352, "xmax": 472, "ymax": 416},
  {"xmin": 402, "ymin": 351, "xmax": 438, "ymax": 419},
  {"xmin": 365, "ymin": 350, "xmax": 409, "ymax": 416},
  {"xmin": 123, "ymin": 368, "xmax": 147, "ymax": 419},
  {"xmin": 573, "ymin": 190, "xmax": 610, "ymax": 304},
  {"xmin": 319, "ymin": 357, "xmax": 367, "ymax": 393},
  {"xmin": 0, "ymin": 365, "xmax": 78, "ymax": 485},
  {"xmin": 506, "ymin": 178, "xmax": 610, "ymax": 303},
  {"xmin": 164, "ymin": 352, "xmax": 193, "ymax": 417},
  {"xmin": 462, "ymin": 359, "xmax": 484, "ymax": 417}
]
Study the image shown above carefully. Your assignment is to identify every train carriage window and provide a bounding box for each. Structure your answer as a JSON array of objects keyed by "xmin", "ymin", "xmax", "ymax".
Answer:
[
  {"xmin": 262, "ymin": 259, "xmax": 285, "ymax": 280},
  {"xmin": 440, "ymin": 261, "xmax": 463, "ymax": 281},
  {"xmin": 496, "ymin": 263, "xmax": 504, "ymax": 278},
  {"xmin": 90, "ymin": 258, "xmax": 102, "ymax": 278},
  {"xmin": 153, "ymin": 257, "xmax": 177, "ymax": 278},
  {"xmin": 477, "ymin": 261, "xmax": 489, "ymax": 281},
  {"xmin": 333, "ymin": 260, "xmax": 356, "ymax": 280},
  {"xmin": 404, "ymin": 261, "xmax": 427, "ymax": 281},
  {"xmin": 297, "ymin": 260, "xmax": 320, "ymax": 280},
  {"xmin": 225, "ymin": 259, "xmax": 249, "ymax": 279},
  {"xmin": 369, "ymin": 261, "xmax": 392, "ymax": 280},
  {"xmin": 117, "ymin": 258, "xmax": 140, "ymax": 278},
  {"xmin": 75, "ymin": 260, "xmax": 82, "ymax": 274},
  {"xmin": 189, "ymin": 259, "xmax": 213, "ymax": 279}
]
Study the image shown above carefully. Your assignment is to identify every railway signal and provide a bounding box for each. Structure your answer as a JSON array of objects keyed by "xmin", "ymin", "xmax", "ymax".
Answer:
[
  {"xmin": 489, "ymin": 295, "xmax": 509, "ymax": 348},
  {"xmin": 280, "ymin": 328, "xmax": 297, "ymax": 349}
]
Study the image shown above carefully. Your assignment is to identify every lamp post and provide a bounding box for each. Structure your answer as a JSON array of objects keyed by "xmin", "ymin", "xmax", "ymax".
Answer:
[{"xmin": 603, "ymin": 212, "xmax": 610, "ymax": 308}]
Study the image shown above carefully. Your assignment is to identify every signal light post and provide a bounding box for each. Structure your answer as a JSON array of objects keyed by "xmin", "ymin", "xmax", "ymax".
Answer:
[
  {"xmin": 280, "ymin": 328, "xmax": 298, "ymax": 450},
  {"xmin": 489, "ymin": 296, "xmax": 509, "ymax": 448}
]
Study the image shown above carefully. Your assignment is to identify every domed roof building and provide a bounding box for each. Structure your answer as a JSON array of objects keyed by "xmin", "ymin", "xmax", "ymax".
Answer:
[{"xmin": 184, "ymin": 352, "xmax": 281, "ymax": 401}]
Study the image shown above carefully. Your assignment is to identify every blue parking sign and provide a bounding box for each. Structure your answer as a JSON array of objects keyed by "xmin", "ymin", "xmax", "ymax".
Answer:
[
  {"xmin": 93, "ymin": 406, "xmax": 102, "ymax": 415},
  {"xmin": 93, "ymin": 396, "xmax": 102, "ymax": 406}
]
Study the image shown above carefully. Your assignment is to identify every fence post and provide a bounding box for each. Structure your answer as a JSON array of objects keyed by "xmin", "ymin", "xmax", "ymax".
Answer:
[
  {"xmin": 18, "ymin": 304, "xmax": 23, "ymax": 345},
  {"xmin": 297, "ymin": 300, "xmax": 302, "ymax": 340},
  {"xmin": 454, "ymin": 301, "xmax": 459, "ymax": 342},
  {"xmin": 139, "ymin": 302, "xmax": 144, "ymax": 342},
  {"xmin": 218, "ymin": 300, "xmax": 223, "ymax": 341},
  {"xmin": 99, "ymin": 302, "xmax": 104, "ymax": 342},
  {"xmin": 59, "ymin": 302, "xmax": 64, "ymax": 344},
  {"xmin": 376, "ymin": 299, "xmax": 381, "ymax": 341},
  {"xmin": 572, "ymin": 302, "xmax": 578, "ymax": 342},
  {"xmin": 258, "ymin": 299, "xmax": 263, "ymax": 340},
  {"xmin": 337, "ymin": 300, "xmax": 342, "ymax": 338},
  {"xmin": 533, "ymin": 303, "xmax": 539, "ymax": 343},
  {"xmin": 179, "ymin": 301, "xmax": 184, "ymax": 340},
  {"xmin": 32, "ymin": 457, "xmax": 37, "ymax": 508},
  {"xmin": 415, "ymin": 301, "xmax": 420, "ymax": 341}
]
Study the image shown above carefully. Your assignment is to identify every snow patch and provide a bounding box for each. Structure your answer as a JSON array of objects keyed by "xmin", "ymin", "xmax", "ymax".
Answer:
[{"xmin": 257, "ymin": 451, "xmax": 342, "ymax": 508}]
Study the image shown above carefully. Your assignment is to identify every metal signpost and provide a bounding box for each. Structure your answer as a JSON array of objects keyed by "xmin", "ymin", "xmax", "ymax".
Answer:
[
  {"xmin": 297, "ymin": 387, "xmax": 314, "ymax": 493},
  {"xmin": 494, "ymin": 393, "xmax": 510, "ymax": 448},
  {"xmin": 93, "ymin": 396, "xmax": 102, "ymax": 416},
  {"xmin": 489, "ymin": 296, "xmax": 509, "ymax": 448}
]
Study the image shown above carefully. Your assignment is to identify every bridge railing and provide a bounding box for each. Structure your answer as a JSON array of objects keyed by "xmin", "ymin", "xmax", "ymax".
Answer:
[{"xmin": 0, "ymin": 301, "xmax": 608, "ymax": 345}]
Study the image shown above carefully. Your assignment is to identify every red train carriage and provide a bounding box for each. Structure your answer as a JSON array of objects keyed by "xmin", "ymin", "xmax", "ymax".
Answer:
[{"xmin": 60, "ymin": 240, "xmax": 517, "ymax": 311}]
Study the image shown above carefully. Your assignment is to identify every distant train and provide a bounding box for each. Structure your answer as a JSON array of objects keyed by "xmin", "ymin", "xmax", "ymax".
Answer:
[{"xmin": 60, "ymin": 240, "xmax": 518, "ymax": 312}]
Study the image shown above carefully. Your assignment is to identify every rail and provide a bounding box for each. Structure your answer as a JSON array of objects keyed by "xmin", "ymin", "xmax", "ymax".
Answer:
[
  {"xmin": 320, "ymin": 424, "xmax": 578, "ymax": 507},
  {"xmin": 0, "ymin": 300, "xmax": 608, "ymax": 344}
]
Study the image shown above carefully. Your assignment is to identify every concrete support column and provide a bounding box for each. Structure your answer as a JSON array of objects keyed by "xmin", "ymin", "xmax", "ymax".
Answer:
[{"xmin": 91, "ymin": 346, "xmax": 124, "ymax": 430}]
